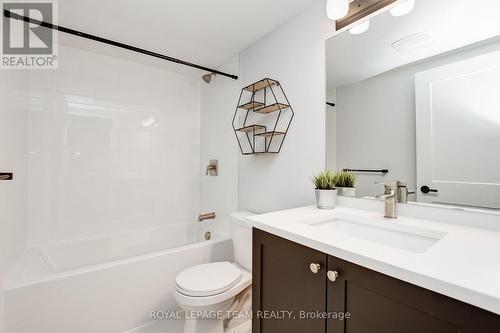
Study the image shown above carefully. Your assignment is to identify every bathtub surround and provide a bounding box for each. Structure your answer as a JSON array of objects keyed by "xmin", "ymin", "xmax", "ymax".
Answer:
[
  {"xmin": 0, "ymin": 71, "xmax": 29, "ymax": 290},
  {"xmin": 26, "ymin": 45, "xmax": 202, "ymax": 244},
  {"xmin": 7, "ymin": 224, "xmax": 216, "ymax": 283},
  {"xmin": 1, "ymin": 44, "xmax": 204, "ymax": 333}
]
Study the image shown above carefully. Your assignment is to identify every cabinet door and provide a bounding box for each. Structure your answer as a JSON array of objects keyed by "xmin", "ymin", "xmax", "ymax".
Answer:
[
  {"xmin": 327, "ymin": 256, "xmax": 500, "ymax": 333},
  {"xmin": 253, "ymin": 229, "xmax": 327, "ymax": 333}
]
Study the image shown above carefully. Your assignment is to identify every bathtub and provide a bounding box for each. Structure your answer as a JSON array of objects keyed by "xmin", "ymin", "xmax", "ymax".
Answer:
[{"xmin": 1, "ymin": 222, "xmax": 234, "ymax": 333}]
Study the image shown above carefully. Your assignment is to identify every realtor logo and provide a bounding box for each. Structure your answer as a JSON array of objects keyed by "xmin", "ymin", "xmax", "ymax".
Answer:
[{"xmin": 1, "ymin": 0, "xmax": 58, "ymax": 69}]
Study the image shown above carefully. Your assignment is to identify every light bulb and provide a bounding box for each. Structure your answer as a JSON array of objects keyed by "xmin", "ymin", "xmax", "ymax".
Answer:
[
  {"xmin": 390, "ymin": 0, "xmax": 415, "ymax": 17},
  {"xmin": 349, "ymin": 20, "xmax": 370, "ymax": 35},
  {"xmin": 326, "ymin": 0, "xmax": 349, "ymax": 20}
]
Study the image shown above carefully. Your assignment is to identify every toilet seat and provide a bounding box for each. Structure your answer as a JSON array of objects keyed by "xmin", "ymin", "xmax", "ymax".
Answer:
[
  {"xmin": 176, "ymin": 262, "xmax": 243, "ymax": 297},
  {"xmin": 174, "ymin": 263, "xmax": 252, "ymax": 308}
]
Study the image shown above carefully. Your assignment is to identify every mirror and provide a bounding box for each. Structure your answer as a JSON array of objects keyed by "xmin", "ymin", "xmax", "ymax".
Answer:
[{"xmin": 325, "ymin": 0, "xmax": 500, "ymax": 211}]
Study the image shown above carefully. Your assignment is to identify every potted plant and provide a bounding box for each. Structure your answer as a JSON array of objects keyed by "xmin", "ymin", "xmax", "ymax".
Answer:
[
  {"xmin": 335, "ymin": 171, "xmax": 357, "ymax": 197},
  {"xmin": 312, "ymin": 171, "xmax": 338, "ymax": 209}
]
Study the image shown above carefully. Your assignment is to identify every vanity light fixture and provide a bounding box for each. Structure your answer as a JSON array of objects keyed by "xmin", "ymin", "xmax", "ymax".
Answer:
[
  {"xmin": 390, "ymin": 0, "xmax": 415, "ymax": 17},
  {"xmin": 334, "ymin": 0, "xmax": 397, "ymax": 32},
  {"xmin": 327, "ymin": 0, "xmax": 350, "ymax": 20},
  {"xmin": 349, "ymin": 19, "xmax": 370, "ymax": 35}
]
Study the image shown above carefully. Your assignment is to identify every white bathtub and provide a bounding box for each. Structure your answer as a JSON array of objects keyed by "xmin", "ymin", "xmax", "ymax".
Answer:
[{"xmin": 1, "ymin": 222, "xmax": 234, "ymax": 333}]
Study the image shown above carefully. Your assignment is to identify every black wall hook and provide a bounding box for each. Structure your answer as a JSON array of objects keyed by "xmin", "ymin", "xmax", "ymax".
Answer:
[{"xmin": 0, "ymin": 173, "xmax": 13, "ymax": 180}]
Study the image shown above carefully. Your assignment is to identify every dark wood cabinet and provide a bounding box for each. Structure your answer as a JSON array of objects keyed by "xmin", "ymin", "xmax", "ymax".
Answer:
[
  {"xmin": 253, "ymin": 228, "xmax": 500, "ymax": 333},
  {"xmin": 252, "ymin": 229, "xmax": 327, "ymax": 333}
]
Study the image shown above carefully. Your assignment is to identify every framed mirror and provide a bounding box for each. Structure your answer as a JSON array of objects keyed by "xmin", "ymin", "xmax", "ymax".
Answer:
[{"xmin": 326, "ymin": 0, "xmax": 500, "ymax": 211}]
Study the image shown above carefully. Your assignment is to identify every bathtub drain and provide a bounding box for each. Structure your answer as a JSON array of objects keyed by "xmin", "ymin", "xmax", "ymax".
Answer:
[{"xmin": 204, "ymin": 231, "xmax": 211, "ymax": 240}]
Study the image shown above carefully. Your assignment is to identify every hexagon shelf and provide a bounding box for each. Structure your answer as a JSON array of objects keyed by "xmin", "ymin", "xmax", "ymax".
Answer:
[{"xmin": 232, "ymin": 78, "xmax": 294, "ymax": 155}]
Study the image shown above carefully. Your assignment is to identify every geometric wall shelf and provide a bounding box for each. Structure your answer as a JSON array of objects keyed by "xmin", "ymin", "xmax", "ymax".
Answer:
[{"xmin": 232, "ymin": 78, "xmax": 294, "ymax": 155}]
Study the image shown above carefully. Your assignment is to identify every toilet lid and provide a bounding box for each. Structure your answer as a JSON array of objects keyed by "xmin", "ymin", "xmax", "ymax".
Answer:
[{"xmin": 176, "ymin": 262, "xmax": 242, "ymax": 297}]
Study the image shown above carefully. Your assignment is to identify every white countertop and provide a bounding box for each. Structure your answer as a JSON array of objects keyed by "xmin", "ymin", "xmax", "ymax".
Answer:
[{"xmin": 248, "ymin": 205, "xmax": 500, "ymax": 315}]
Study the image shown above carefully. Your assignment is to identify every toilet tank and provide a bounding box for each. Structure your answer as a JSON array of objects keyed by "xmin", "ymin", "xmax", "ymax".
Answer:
[{"xmin": 229, "ymin": 212, "xmax": 254, "ymax": 271}]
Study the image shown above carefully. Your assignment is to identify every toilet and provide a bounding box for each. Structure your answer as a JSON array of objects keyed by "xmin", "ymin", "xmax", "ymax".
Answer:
[{"xmin": 174, "ymin": 212, "xmax": 253, "ymax": 333}]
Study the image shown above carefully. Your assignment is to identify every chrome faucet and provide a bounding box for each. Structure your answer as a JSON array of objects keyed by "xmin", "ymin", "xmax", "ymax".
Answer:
[
  {"xmin": 396, "ymin": 181, "xmax": 416, "ymax": 204},
  {"xmin": 198, "ymin": 212, "xmax": 216, "ymax": 222},
  {"xmin": 375, "ymin": 182, "xmax": 397, "ymax": 218},
  {"xmin": 397, "ymin": 181, "xmax": 409, "ymax": 204}
]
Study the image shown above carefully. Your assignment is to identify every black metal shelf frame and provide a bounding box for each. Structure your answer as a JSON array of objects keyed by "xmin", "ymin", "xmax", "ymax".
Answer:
[{"xmin": 232, "ymin": 78, "xmax": 294, "ymax": 155}]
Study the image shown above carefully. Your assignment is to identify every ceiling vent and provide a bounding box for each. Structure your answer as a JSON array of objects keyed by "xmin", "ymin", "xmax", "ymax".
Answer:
[{"xmin": 391, "ymin": 31, "xmax": 437, "ymax": 54}]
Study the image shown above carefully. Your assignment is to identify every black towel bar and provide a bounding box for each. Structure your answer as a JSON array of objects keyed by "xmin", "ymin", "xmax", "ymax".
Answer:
[{"xmin": 343, "ymin": 169, "xmax": 389, "ymax": 174}]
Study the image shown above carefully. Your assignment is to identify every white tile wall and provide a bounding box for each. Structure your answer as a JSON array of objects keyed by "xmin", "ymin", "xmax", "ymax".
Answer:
[
  {"xmin": 0, "ymin": 71, "xmax": 29, "ymax": 289},
  {"xmin": 200, "ymin": 55, "xmax": 240, "ymax": 220},
  {"xmin": 23, "ymin": 45, "xmax": 202, "ymax": 245}
]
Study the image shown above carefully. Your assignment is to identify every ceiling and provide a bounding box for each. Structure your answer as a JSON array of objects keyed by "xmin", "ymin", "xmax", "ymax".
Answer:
[
  {"xmin": 326, "ymin": 0, "xmax": 500, "ymax": 91},
  {"xmin": 55, "ymin": 0, "xmax": 316, "ymax": 76}
]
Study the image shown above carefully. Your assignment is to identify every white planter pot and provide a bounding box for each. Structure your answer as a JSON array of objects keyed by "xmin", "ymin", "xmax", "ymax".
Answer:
[
  {"xmin": 315, "ymin": 189, "xmax": 337, "ymax": 209},
  {"xmin": 338, "ymin": 187, "xmax": 356, "ymax": 197}
]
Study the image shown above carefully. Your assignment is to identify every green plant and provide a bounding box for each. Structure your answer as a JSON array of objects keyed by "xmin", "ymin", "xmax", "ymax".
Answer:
[
  {"xmin": 335, "ymin": 171, "xmax": 357, "ymax": 188},
  {"xmin": 312, "ymin": 171, "xmax": 337, "ymax": 190}
]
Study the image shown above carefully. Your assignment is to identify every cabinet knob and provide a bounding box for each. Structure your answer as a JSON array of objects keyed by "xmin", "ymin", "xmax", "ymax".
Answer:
[
  {"xmin": 327, "ymin": 270, "xmax": 339, "ymax": 282},
  {"xmin": 310, "ymin": 263, "xmax": 321, "ymax": 274}
]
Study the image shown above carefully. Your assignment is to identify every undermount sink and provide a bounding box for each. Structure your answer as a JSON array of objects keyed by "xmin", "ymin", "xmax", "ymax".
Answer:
[{"xmin": 305, "ymin": 215, "xmax": 447, "ymax": 253}]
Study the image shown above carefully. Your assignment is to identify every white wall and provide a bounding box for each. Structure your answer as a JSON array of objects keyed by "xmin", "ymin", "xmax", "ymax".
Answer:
[
  {"xmin": 238, "ymin": 3, "xmax": 333, "ymax": 213},
  {"xmin": 333, "ymin": 38, "xmax": 500, "ymax": 198},
  {"xmin": 200, "ymin": 56, "xmax": 240, "ymax": 221},
  {"xmin": 0, "ymin": 71, "xmax": 29, "ymax": 289}
]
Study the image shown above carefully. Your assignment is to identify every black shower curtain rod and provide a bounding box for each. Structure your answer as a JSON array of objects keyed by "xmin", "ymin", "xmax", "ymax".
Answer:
[{"xmin": 3, "ymin": 10, "xmax": 239, "ymax": 80}]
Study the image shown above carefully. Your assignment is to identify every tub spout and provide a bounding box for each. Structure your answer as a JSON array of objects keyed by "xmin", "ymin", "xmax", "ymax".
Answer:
[{"xmin": 198, "ymin": 212, "xmax": 216, "ymax": 222}]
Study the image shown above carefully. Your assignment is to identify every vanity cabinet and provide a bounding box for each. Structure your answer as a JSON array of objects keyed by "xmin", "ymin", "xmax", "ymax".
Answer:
[
  {"xmin": 252, "ymin": 228, "xmax": 327, "ymax": 333},
  {"xmin": 253, "ymin": 228, "xmax": 500, "ymax": 333}
]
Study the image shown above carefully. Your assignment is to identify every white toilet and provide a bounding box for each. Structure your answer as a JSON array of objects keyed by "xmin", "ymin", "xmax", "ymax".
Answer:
[{"xmin": 174, "ymin": 212, "xmax": 253, "ymax": 333}]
